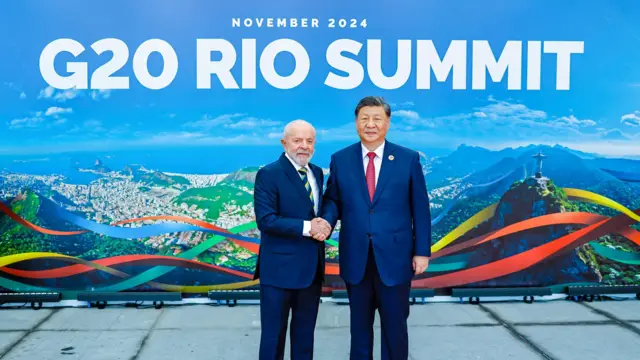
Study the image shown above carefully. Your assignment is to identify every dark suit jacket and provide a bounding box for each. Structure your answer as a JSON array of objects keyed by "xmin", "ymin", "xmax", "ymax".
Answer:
[
  {"xmin": 253, "ymin": 153, "xmax": 325, "ymax": 289},
  {"xmin": 321, "ymin": 140, "xmax": 431, "ymax": 286}
]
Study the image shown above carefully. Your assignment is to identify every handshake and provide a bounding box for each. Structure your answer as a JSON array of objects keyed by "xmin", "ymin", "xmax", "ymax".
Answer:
[{"xmin": 309, "ymin": 217, "xmax": 331, "ymax": 241}]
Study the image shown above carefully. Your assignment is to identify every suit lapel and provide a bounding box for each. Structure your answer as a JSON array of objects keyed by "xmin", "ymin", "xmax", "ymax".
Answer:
[
  {"xmin": 311, "ymin": 165, "xmax": 323, "ymax": 213},
  {"xmin": 352, "ymin": 143, "xmax": 372, "ymax": 205},
  {"xmin": 372, "ymin": 141, "xmax": 397, "ymax": 206},
  {"xmin": 279, "ymin": 154, "xmax": 314, "ymax": 211}
]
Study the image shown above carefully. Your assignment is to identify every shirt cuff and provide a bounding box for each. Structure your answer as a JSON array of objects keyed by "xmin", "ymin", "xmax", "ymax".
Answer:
[{"xmin": 303, "ymin": 220, "xmax": 311, "ymax": 237}]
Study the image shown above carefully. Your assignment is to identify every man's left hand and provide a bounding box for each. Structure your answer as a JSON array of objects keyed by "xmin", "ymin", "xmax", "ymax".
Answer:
[{"xmin": 413, "ymin": 256, "xmax": 429, "ymax": 275}]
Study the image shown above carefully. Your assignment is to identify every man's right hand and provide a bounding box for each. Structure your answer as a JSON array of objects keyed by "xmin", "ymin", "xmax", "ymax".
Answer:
[{"xmin": 310, "ymin": 218, "xmax": 331, "ymax": 241}]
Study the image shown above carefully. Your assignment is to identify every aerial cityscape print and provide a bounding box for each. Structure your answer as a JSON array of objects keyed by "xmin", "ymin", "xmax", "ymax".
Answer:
[{"xmin": 1, "ymin": 1, "xmax": 640, "ymax": 294}]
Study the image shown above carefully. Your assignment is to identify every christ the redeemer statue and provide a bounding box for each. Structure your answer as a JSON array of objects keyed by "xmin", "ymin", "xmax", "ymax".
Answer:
[{"xmin": 533, "ymin": 151, "xmax": 547, "ymax": 178}]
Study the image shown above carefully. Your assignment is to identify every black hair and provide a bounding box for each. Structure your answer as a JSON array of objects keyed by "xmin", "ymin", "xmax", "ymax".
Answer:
[{"xmin": 354, "ymin": 96, "xmax": 391, "ymax": 117}]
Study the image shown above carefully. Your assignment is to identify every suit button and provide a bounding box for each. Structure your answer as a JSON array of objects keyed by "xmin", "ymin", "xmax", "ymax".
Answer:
[{"xmin": 369, "ymin": 209, "xmax": 374, "ymax": 214}]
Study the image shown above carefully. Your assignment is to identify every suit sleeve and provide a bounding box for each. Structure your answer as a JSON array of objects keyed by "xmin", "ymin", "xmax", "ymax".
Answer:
[
  {"xmin": 253, "ymin": 168, "xmax": 304, "ymax": 238},
  {"xmin": 320, "ymin": 154, "xmax": 340, "ymax": 228},
  {"xmin": 410, "ymin": 152, "xmax": 432, "ymax": 257}
]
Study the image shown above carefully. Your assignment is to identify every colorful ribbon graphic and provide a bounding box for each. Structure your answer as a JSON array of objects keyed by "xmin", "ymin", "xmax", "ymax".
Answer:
[{"xmin": 2, "ymin": 185, "xmax": 639, "ymax": 292}]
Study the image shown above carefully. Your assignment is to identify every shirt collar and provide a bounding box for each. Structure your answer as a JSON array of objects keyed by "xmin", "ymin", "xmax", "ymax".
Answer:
[{"xmin": 361, "ymin": 140, "xmax": 385, "ymax": 160}]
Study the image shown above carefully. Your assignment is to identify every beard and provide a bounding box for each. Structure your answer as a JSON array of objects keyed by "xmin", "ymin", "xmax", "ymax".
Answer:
[{"xmin": 287, "ymin": 149, "xmax": 313, "ymax": 166}]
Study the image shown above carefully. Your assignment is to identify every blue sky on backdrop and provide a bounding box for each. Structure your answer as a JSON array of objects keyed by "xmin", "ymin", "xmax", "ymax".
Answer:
[{"xmin": 1, "ymin": 0, "xmax": 640, "ymax": 157}]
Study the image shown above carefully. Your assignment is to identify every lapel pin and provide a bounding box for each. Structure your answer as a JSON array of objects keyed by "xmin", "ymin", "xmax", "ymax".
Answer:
[{"xmin": 388, "ymin": 155, "xmax": 394, "ymax": 161}]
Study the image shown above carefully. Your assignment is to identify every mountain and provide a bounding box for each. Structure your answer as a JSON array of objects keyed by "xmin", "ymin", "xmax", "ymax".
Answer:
[
  {"xmin": 139, "ymin": 171, "xmax": 190, "ymax": 187},
  {"xmin": 173, "ymin": 168, "xmax": 256, "ymax": 222},
  {"xmin": 550, "ymin": 144, "xmax": 601, "ymax": 159},
  {"xmin": 174, "ymin": 184, "xmax": 253, "ymax": 221},
  {"xmin": 588, "ymin": 157, "xmax": 640, "ymax": 174},
  {"xmin": 439, "ymin": 144, "xmax": 640, "ymax": 204},
  {"xmin": 426, "ymin": 145, "xmax": 525, "ymax": 188},
  {"xmin": 120, "ymin": 164, "xmax": 190, "ymax": 187},
  {"xmin": 459, "ymin": 176, "xmax": 600, "ymax": 286},
  {"xmin": 218, "ymin": 166, "xmax": 259, "ymax": 189},
  {"xmin": 427, "ymin": 143, "xmax": 614, "ymax": 190},
  {"xmin": 92, "ymin": 159, "xmax": 111, "ymax": 173},
  {"xmin": 511, "ymin": 146, "xmax": 611, "ymax": 189}
]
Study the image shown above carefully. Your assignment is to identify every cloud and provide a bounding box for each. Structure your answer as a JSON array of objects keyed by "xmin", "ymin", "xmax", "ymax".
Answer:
[
  {"xmin": 392, "ymin": 109, "xmax": 436, "ymax": 129},
  {"xmin": 19, "ymin": 92, "xmax": 26, "ymax": 100},
  {"xmin": 389, "ymin": 97, "xmax": 598, "ymax": 144},
  {"xmin": 141, "ymin": 132, "xmax": 269, "ymax": 146},
  {"xmin": 599, "ymin": 129, "xmax": 630, "ymax": 141},
  {"xmin": 183, "ymin": 113, "xmax": 245, "ymax": 130},
  {"xmin": 38, "ymin": 86, "xmax": 81, "ymax": 102},
  {"xmin": 8, "ymin": 108, "xmax": 71, "ymax": 130},
  {"xmin": 9, "ymin": 115, "xmax": 46, "ymax": 129},
  {"xmin": 226, "ymin": 117, "xmax": 282, "ymax": 130},
  {"xmin": 479, "ymin": 97, "xmax": 547, "ymax": 121},
  {"xmin": 393, "ymin": 110, "xmax": 419, "ymax": 121},
  {"xmin": 621, "ymin": 111, "xmax": 640, "ymax": 127},
  {"xmin": 309, "ymin": 96, "xmax": 610, "ymax": 149},
  {"xmin": 389, "ymin": 101, "xmax": 415, "ymax": 108},
  {"xmin": 90, "ymin": 89, "xmax": 111, "ymax": 100},
  {"xmin": 37, "ymin": 86, "xmax": 112, "ymax": 102},
  {"xmin": 183, "ymin": 113, "xmax": 282, "ymax": 132},
  {"xmin": 66, "ymin": 119, "xmax": 105, "ymax": 134},
  {"xmin": 551, "ymin": 115, "xmax": 596, "ymax": 128},
  {"xmin": 7, "ymin": 105, "xmax": 74, "ymax": 130},
  {"xmin": 45, "ymin": 106, "xmax": 72, "ymax": 117}
]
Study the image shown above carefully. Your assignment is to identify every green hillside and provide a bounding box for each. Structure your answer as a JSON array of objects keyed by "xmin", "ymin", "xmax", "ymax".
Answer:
[
  {"xmin": 217, "ymin": 166, "xmax": 258, "ymax": 189},
  {"xmin": 0, "ymin": 191, "xmax": 155, "ymax": 259},
  {"xmin": 136, "ymin": 171, "xmax": 190, "ymax": 187},
  {"xmin": 173, "ymin": 184, "xmax": 252, "ymax": 220},
  {"xmin": 0, "ymin": 192, "xmax": 57, "ymax": 255}
]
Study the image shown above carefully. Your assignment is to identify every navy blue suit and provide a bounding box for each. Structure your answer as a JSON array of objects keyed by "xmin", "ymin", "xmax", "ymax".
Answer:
[
  {"xmin": 321, "ymin": 141, "xmax": 431, "ymax": 360},
  {"xmin": 253, "ymin": 153, "xmax": 325, "ymax": 360}
]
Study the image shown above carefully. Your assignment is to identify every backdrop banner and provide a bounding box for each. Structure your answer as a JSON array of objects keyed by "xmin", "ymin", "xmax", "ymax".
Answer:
[{"xmin": 1, "ymin": 1, "xmax": 639, "ymax": 298}]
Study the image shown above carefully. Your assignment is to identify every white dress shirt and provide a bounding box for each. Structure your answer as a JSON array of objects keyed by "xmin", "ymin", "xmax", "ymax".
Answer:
[
  {"xmin": 285, "ymin": 152, "xmax": 319, "ymax": 236},
  {"xmin": 362, "ymin": 141, "xmax": 385, "ymax": 186}
]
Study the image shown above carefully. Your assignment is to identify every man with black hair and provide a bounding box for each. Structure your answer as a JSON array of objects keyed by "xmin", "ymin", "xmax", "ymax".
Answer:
[{"xmin": 315, "ymin": 96, "xmax": 432, "ymax": 360}]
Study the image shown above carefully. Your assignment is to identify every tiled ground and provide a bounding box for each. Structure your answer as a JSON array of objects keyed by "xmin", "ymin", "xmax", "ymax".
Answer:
[{"xmin": 1, "ymin": 297, "xmax": 639, "ymax": 359}]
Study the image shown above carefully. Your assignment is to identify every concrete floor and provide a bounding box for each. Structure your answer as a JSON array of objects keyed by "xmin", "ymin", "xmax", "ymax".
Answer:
[{"xmin": 1, "ymin": 297, "xmax": 640, "ymax": 359}]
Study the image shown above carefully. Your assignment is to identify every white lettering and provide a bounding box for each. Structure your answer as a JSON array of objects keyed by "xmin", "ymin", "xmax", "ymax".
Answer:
[
  {"xmin": 196, "ymin": 39, "xmax": 239, "ymax": 89},
  {"xmin": 39, "ymin": 38, "xmax": 88, "ymax": 89},
  {"xmin": 416, "ymin": 40, "xmax": 466, "ymax": 90},
  {"xmin": 90, "ymin": 38, "xmax": 129, "ymax": 89},
  {"xmin": 472, "ymin": 40, "xmax": 522, "ymax": 90},
  {"xmin": 368, "ymin": 39, "xmax": 411, "ymax": 90},
  {"xmin": 325, "ymin": 39, "xmax": 364, "ymax": 89},
  {"xmin": 259, "ymin": 39, "xmax": 309, "ymax": 89},
  {"xmin": 133, "ymin": 39, "xmax": 178, "ymax": 90},
  {"xmin": 242, "ymin": 39, "xmax": 256, "ymax": 89},
  {"xmin": 544, "ymin": 41, "xmax": 584, "ymax": 90},
  {"xmin": 527, "ymin": 41, "xmax": 541, "ymax": 90}
]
